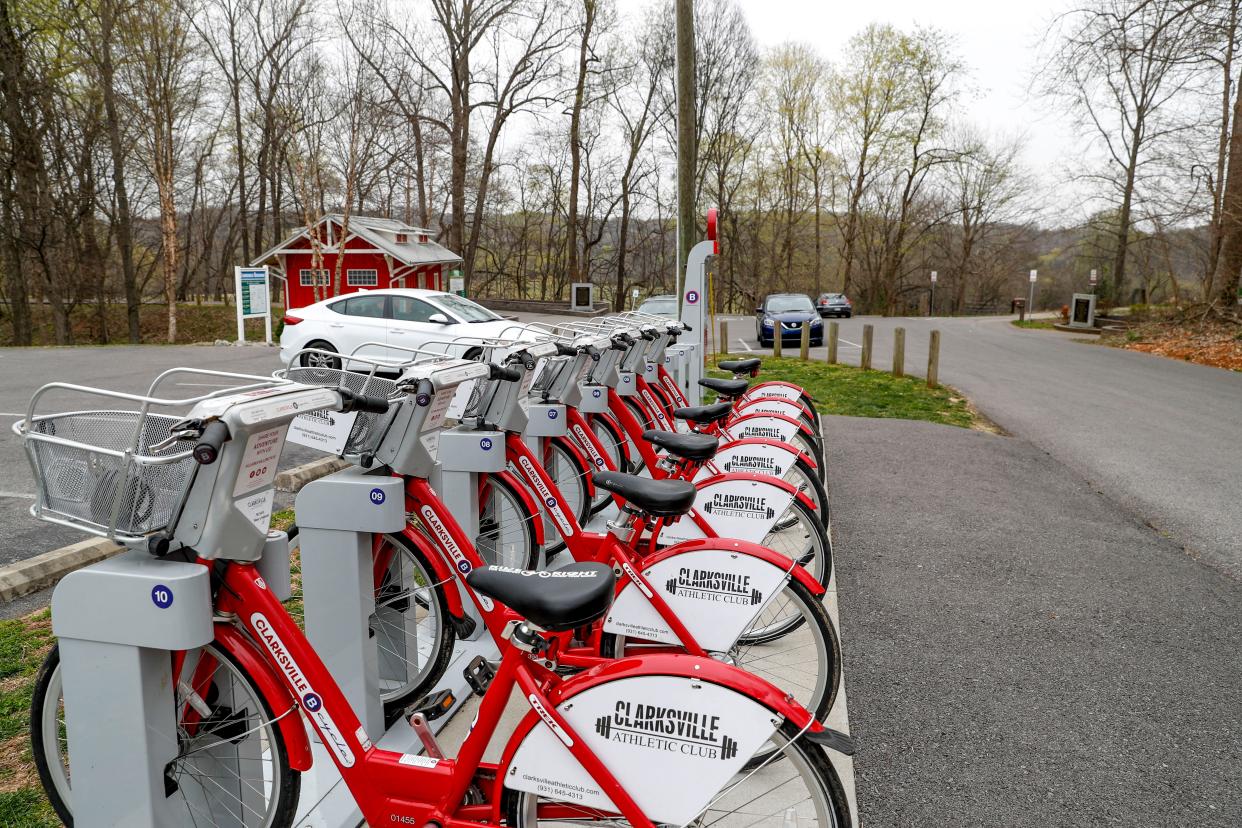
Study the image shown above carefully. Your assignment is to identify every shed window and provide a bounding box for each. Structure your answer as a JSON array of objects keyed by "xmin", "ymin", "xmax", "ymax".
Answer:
[
  {"xmin": 299, "ymin": 269, "xmax": 330, "ymax": 287},
  {"xmin": 347, "ymin": 269, "xmax": 378, "ymax": 287},
  {"xmin": 395, "ymin": 233, "xmax": 408, "ymax": 244}
]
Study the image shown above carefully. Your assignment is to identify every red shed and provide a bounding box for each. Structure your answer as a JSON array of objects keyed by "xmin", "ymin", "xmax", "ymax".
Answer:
[{"xmin": 251, "ymin": 214, "xmax": 463, "ymax": 309}]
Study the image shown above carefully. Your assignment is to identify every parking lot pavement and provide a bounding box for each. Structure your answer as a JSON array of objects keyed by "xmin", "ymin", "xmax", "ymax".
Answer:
[
  {"xmin": 0, "ymin": 343, "xmax": 330, "ymax": 615},
  {"xmin": 828, "ymin": 415, "xmax": 1241, "ymax": 826}
]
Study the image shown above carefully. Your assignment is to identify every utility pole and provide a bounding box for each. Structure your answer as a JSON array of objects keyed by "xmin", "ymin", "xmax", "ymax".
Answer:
[{"xmin": 674, "ymin": 0, "xmax": 696, "ymax": 313}]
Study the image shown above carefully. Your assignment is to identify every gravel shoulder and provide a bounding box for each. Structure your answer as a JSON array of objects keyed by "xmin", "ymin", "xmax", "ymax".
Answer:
[{"xmin": 829, "ymin": 415, "xmax": 1241, "ymax": 826}]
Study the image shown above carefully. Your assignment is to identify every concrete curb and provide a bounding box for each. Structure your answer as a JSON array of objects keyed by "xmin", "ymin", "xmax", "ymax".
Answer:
[
  {"xmin": 0, "ymin": 537, "xmax": 122, "ymax": 603},
  {"xmin": 275, "ymin": 456, "xmax": 349, "ymax": 492},
  {"xmin": 0, "ymin": 455, "xmax": 348, "ymax": 604}
]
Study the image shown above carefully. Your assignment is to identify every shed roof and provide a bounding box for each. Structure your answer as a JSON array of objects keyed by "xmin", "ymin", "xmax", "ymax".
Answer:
[{"xmin": 251, "ymin": 214, "xmax": 462, "ymax": 269}]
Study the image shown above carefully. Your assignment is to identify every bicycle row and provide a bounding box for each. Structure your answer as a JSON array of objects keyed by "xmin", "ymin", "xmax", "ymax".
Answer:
[{"xmin": 17, "ymin": 309, "xmax": 854, "ymax": 828}]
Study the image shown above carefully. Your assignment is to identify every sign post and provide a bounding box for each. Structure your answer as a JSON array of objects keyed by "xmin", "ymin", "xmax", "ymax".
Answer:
[
  {"xmin": 1089, "ymin": 268, "xmax": 1098, "ymax": 294},
  {"xmin": 449, "ymin": 269, "xmax": 465, "ymax": 296},
  {"xmin": 1028, "ymin": 269, "xmax": 1037, "ymax": 315},
  {"xmin": 929, "ymin": 271, "xmax": 937, "ymax": 316},
  {"xmin": 234, "ymin": 266, "xmax": 272, "ymax": 343}
]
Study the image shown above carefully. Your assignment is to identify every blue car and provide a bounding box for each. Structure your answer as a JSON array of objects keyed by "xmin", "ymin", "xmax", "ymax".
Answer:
[{"xmin": 756, "ymin": 293, "xmax": 823, "ymax": 348}]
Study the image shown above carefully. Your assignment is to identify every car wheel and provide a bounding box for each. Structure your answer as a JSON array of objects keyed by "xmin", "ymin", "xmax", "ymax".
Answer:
[
  {"xmin": 464, "ymin": 347, "xmax": 483, "ymax": 361},
  {"xmin": 301, "ymin": 340, "xmax": 341, "ymax": 369},
  {"xmin": 844, "ymin": 312, "xmax": 852, "ymax": 318}
]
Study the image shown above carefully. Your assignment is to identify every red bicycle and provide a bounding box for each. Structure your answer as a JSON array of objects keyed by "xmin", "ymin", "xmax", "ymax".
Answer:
[{"xmin": 26, "ymin": 376, "xmax": 853, "ymax": 828}]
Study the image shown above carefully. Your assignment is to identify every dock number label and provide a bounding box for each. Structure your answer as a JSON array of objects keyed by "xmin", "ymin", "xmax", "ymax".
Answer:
[
  {"xmin": 369, "ymin": 488, "xmax": 386, "ymax": 505},
  {"xmin": 151, "ymin": 585, "xmax": 174, "ymax": 609}
]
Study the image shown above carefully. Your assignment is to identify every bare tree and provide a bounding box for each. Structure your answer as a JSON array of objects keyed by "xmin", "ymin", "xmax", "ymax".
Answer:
[{"xmin": 1042, "ymin": 0, "xmax": 1204, "ymax": 303}]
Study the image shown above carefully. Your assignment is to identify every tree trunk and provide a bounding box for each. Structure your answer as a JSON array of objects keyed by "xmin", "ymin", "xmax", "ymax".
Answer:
[
  {"xmin": 1215, "ymin": 63, "xmax": 1242, "ymax": 308},
  {"xmin": 98, "ymin": 0, "xmax": 141, "ymax": 342}
]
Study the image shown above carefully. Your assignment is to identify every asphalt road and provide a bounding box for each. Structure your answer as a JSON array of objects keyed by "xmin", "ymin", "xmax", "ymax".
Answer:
[
  {"xmin": 720, "ymin": 313, "xmax": 1242, "ymax": 579},
  {"xmin": 0, "ymin": 343, "xmax": 327, "ymax": 616},
  {"xmin": 830, "ymin": 415, "xmax": 1241, "ymax": 826}
]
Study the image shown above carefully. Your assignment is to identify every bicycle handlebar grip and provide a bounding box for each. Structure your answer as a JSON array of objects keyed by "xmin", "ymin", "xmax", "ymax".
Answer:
[
  {"xmin": 640, "ymin": 329, "xmax": 657, "ymax": 341},
  {"xmin": 342, "ymin": 390, "xmax": 391, "ymax": 414},
  {"xmin": 490, "ymin": 364, "xmax": 522, "ymax": 382},
  {"xmin": 555, "ymin": 342, "xmax": 578, "ymax": 356},
  {"xmin": 193, "ymin": 420, "xmax": 230, "ymax": 465}
]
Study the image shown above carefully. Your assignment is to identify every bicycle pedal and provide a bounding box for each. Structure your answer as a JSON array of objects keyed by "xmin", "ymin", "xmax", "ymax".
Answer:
[
  {"xmin": 464, "ymin": 654, "xmax": 497, "ymax": 697},
  {"xmin": 405, "ymin": 688, "xmax": 456, "ymax": 722}
]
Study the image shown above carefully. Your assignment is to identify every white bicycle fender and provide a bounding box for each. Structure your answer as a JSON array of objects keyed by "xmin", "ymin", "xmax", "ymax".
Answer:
[
  {"xmin": 505, "ymin": 675, "xmax": 779, "ymax": 827},
  {"xmin": 693, "ymin": 441, "xmax": 804, "ymax": 481},
  {"xmin": 603, "ymin": 547, "xmax": 792, "ymax": 651},
  {"xmin": 720, "ymin": 414, "xmax": 804, "ymax": 444},
  {"xmin": 732, "ymin": 397, "xmax": 808, "ymax": 422},
  {"xmin": 657, "ymin": 476, "xmax": 795, "ymax": 544}
]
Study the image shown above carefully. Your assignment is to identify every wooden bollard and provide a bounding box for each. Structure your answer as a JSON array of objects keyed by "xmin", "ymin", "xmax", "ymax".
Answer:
[
  {"xmin": 893, "ymin": 327, "xmax": 905, "ymax": 377},
  {"xmin": 800, "ymin": 321, "xmax": 810, "ymax": 360},
  {"xmin": 720, "ymin": 320, "xmax": 730, "ymax": 356},
  {"xmin": 773, "ymin": 326, "xmax": 782, "ymax": 357},
  {"xmin": 827, "ymin": 322, "xmax": 839, "ymax": 364},
  {"xmin": 861, "ymin": 324, "xmax": 873, "ymax": 369},
  {"xmin": 927, "ymin": 329, "xmax": 941, "ymax": 387}
]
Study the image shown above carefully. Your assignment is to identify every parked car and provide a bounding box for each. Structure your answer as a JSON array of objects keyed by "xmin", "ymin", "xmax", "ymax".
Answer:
[
  {"xmin": 756, "ymin": 293, "xmax": 823, "ymax": 348},
  {"xmin": 816, "ymin": 293, "xmax": 853, "ymax": 318},
  {"xmin": 279, "ymin": 288, "xmax": 519, "ymax": 369},
  {"xmin": 636, "ymin": 294, "xmax": 678, "ymax": 318}
]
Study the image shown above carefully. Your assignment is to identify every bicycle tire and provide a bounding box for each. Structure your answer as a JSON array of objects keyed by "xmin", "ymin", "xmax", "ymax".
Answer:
[
  {"xmin": 32, "ymin": 642, "xmax": 301, "ymax": 828},
  {"xmin": 479, "ymin": 472, "xmax": 542, "ymax": 571},
  {"xmin": 370, "ymin": 531, "xmax": 458, "ymax": 719},
  {"xmin": 585, "ymin": 415, "xmax": 627, "ymax": 514},
  {"xmin": 504, "ymin": 702, "xmax": 851, "ymax": 828},
  {"xmin": 540, "ymin": 438, "xmax": 593, "ymax": 560}
]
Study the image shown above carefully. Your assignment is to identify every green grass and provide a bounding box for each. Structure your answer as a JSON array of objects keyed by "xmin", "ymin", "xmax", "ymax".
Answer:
[
  {"xmin": 711, "ymin": 354, "xmax": 978, "ymax": 429},
  {"xmin": 1010, "ymin": 319, "xmax": 1058, "ymax": 330},
  {"xmin": 0, "ymin": 608, "xmax": 59, "ymax": 825}
]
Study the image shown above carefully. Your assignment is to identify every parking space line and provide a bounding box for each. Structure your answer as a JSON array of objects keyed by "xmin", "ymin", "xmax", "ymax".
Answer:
[
  {"xmin": 838, "ymin": 339, "xmax": 862, "ymax": 349},
  {"xmin": 0, "ymin": 491, "xmax": 34, "ymax": 500},
  {"xmin": 737, "ymin": 339, "xmax": 753, "ymax": 352}
]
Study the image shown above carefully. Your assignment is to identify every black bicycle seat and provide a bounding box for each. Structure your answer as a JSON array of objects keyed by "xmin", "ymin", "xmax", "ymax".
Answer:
[
  {"xmin": 643, "ymin": 429, "xmax": 718, "ymax": 462},
  {"xmin": 698, "ymin": 377, "xmax": 749, "ymax": 398},
  {"xmin": 672, "ymin": 401, "xmax": 732, "ymax": 425},
  {"xmin": 466, "ymin": 563, "xmax": 615, "ymax": 632},
  {"xmin": 718, "ymin": 358, "xmax": 761, "ymax": 374},
  {"xmin": 592, "ymin": 471, "xmax": 696, "ymax": 517}
]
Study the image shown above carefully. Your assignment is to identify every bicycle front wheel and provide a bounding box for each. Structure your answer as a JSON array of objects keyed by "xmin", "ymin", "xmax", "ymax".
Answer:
[
  {"xmin": 32, "ymin": 642, "xmax": 300, "ymax": 828},
  {"xmin": 505, "ymin": 715, "xmax": 851, "ymax": 828}
]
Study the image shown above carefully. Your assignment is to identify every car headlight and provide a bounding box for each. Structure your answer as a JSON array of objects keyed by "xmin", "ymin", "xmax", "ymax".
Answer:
[
  {"xmin": 764, "ymin": 318, "xmax": 774, "ymax": 326},
  {"xmin": 811, "ymin": 318, "xmax": 822, "ymax": 326}
]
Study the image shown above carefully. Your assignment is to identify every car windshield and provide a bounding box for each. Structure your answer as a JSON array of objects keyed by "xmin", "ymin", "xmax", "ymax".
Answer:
[
  {"xmin": 767, "ymin": 296, "xmax": 814, "ymax": 313},
  {"xmin": 638, "ymin": 298, "xmax": 678, "ymax": 317},
  {"xmin": 434, "ymin": 294, "xmax": 500, "ymax": 322}
]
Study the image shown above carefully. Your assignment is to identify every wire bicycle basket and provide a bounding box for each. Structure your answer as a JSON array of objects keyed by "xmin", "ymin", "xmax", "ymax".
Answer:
[
  {"xmin": 15, "ymin": 369, "xmax": 285, "ymax": 543},
  {"xmin": 280, "ymin": 363, "xmax": 404, "ymax": 457}
]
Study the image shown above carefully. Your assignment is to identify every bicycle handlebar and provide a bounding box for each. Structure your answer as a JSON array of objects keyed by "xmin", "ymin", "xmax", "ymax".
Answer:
[
  {"xmin": 193, "ymin": 420, "xmax": 230, "ymax": 465},
  {"xmin": 339, "ymin": 388, "xmax": 392, "ymax": 415}
]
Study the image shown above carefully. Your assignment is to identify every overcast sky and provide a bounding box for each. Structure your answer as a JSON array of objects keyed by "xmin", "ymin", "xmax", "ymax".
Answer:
[{"xmin": 730, "ymin": 0, "xmax": 1082, "ymax": 211}]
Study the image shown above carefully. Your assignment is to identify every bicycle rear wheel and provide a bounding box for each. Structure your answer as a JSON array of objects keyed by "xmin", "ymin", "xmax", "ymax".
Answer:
[
  {"xmin": 478, "ymin": 472, "xmax": 542, "ymax": 570},
  {"xmin": 371, "ymin": 532, "xmax": 458, "ymax": 718},
  {"xmin": 505, "ymin": 714, "xmax": 850, "ymax": 828},
  {"xmin": 32, "ymin": 642, "xmax": 300, "ymax": 828},
  {"xmin": 537, "ymin": 438, "xmax": 592, "ymax": 559}
]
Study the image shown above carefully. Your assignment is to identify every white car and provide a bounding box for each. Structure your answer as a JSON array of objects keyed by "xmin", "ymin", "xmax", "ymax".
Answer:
[{"xmin": 279, "ymin": 288, "xmax": 523, "ymax": 369}]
